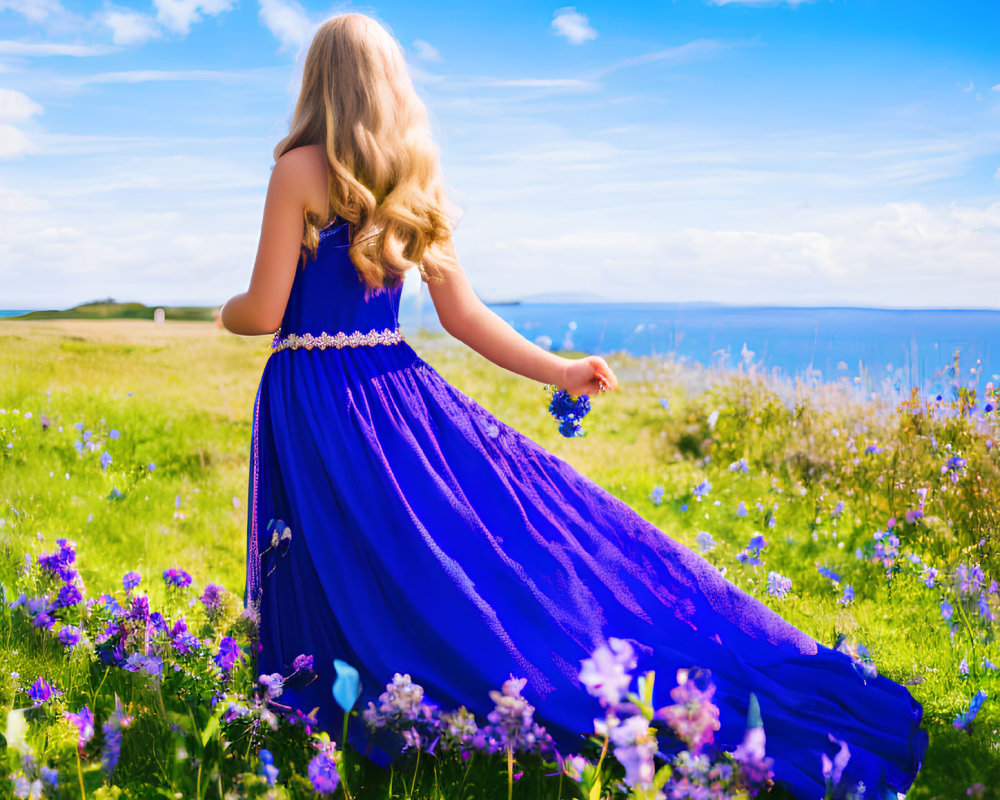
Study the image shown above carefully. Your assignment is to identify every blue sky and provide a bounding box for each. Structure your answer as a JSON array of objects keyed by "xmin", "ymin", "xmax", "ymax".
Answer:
[{"xmin": 2, "ymin": 0, "xmax": 998, "ymax": 308}]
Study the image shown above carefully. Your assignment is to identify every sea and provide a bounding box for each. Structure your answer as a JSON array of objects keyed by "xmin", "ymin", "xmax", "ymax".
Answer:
[
  {"xmin": 6, "ymin": 305, "xmax": 998, "ymax": 394},
  {"xmin": 399, "ymin": 301, "xmax": 1000, "ymax": 395}
]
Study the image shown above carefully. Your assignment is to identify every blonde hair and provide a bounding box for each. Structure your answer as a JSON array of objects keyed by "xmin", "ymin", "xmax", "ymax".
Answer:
[{"xmin": 274, "ymin": 13, "xmax": 459, "ymax": 288}]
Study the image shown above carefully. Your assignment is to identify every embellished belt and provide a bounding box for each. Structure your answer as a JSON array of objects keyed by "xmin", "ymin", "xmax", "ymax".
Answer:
[{"xmin": 270, "ymin": 327, "xmax": 405, "ymax": 353}]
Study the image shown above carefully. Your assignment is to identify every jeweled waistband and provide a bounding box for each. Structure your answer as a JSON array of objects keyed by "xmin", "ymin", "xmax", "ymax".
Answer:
[{"xmin": 270, "ymin": 327, "xmax": 405, "ymax": 353}]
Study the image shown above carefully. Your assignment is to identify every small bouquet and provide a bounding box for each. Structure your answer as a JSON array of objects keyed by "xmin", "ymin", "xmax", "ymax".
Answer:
[{"xmin": 546, "ymin": 386, "xmax": 591, "ymax": 437}]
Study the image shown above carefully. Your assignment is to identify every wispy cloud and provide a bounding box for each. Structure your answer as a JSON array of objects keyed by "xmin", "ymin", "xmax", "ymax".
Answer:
[
  {"xmin": 551, "ymin": 7, "xmax": 597, "ymax": 46},
  {"xmin": 76, "ymin": 67, "xmax": 281, "ymax": 85},
  {"xmin": 101, "ymin": 8, "xmax": 161, "ymax": 46},
  {"xmin": 258, "ymin": 0, "xmax": 314, "ymax": 52},
  {"xmin": 0, "ymin": 123, "xmax": 36, "ymax": 158},
  {"xmin": 0, "ymin": 0, "xmax": 67, "ymax": 24},
  {"xmin": 590, "ymin": 38, "xmax": 742, "ymax": 78},
  {"xmin": 479, "ymin": 77, "xmax": 594, "ymax": 89},
  {"xmin": 0, "ymin": 40, "xmax": 115, "ymax": 57},
  {"xmin": 412, "ymin": 38, "xmax": 441, "ymax": 63},
  {"xmin": 0, "ymin": 87, "xmax": 43, "ymax": 122},
  {"xmin": 153, "ymin": 0, "xmax": 235, "ymax": 36}
]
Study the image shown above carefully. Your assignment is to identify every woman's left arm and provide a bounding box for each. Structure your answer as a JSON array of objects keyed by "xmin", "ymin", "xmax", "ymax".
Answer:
[{"xmin": 221, "ymin": 150, "xmax": 316, "ymax": 336}]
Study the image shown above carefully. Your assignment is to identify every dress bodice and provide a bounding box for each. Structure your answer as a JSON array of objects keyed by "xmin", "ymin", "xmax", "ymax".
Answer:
[{"xmin": 277, "ymin": 218, "xmax": 403, "ymax": 338}]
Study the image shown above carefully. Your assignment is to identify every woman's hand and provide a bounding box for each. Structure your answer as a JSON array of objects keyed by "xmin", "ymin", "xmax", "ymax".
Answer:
[{"xmin": 559, "ymin": 355, "xmax": 619, "ymax": 398}]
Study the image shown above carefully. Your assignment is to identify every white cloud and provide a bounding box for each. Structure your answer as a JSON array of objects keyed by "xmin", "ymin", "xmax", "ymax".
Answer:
[
  {"xmin": 0, "ymin": 122, "xmax": 35, "ymax": 158},
  {"xmin": 153, "ymin": 0, "xmax": 235, "ymax": 36},
  {"xmin": 77, "ymin": 67, "xmax": 277, "ymax": 84},
  {"xmin": 995, "ymin": 167, "xmax": 1000, "ymax": 180},
  {"xmin": 0, "ymin": 40, "xmax": 114, "ymax": 56},
  {"xmin": 258, "ymin": 0, "xmax": 313, "ymax": 52},
  {"xmin": 480, "ymin": 77, "xmax": 593, "ymax": 89},
  {"xmin": 0, "ymin": 0, "xmax": 67, "ymax": 23},
  {"xmin": 0, "ymin": 185, "xmax": 50, "ymax": 213},
  {"xmin": 412, "ymin": 39, "xmax": 441, "ymax": 63},
  {"xmin": 993, "ymin": 84, "xmax": 1000, "ymax": 92},
  {"xmin": 593, "ymin": 38, "xmax": 731, "ymax": 77},
  {"xmin": 551, "ymin": 7, "xmax": 597, "ymax": 46},
  {"xmin": 957, "ymin": 79, "xmax": 975, "ymax": 92},
  {"xmin": 101, "ymin": 8, "xmax": 161, "ymax": 46},
  {"xmin": 0, "ymin": 88, "xmax": 42, "ymax": 123}
]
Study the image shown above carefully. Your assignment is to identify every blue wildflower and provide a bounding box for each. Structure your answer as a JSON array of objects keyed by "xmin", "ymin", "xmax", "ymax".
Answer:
[
  {"xmin": 100, "ymin": 451, "xmax": 112, "ymax": 471},
  {"xmin": 954, "ymin": 690, "xmax": 987, "ymax": 730},
  {"xmin": 941, "ymin": 599, "xmax": 954, "ymax": 623},
  {"xmin": 922, "ymin": 567, "xmax": 939, "ymax": 588},
  {"xmin": 40, "ymin": 766, "xmax": 58, "ymax": 788},
  {"xmin": 696, "ymin": 531, "xmax": 716, "ymax": 554},
  {"xmin": 817, "ymin": 565, "xmax": 840, "ymax": 583},
  {"xmin": 101, "ymin": 695, "xmax": 133, "ymax": 775},
  {"xmin": 728, "ymin": 458, "xmax": 749, "ymax": 473},
  {"xmin": 649, "ymin": 486, "xmax": 664, "ymax": 506},
  {"xmin": 831, "ymin": 501, "xmax": 845, "ymax": 518},
  {"xmin": 692, "ymin": 480, "xmax": 712, "ymax": 500},
  {"xmin": 766, "ymin": 571, "xmax": 792, "ymax": 599},
  {"xmin": 122, "ymin": 571, "xmax": 141, "ymax": 591},
  {"xmin": 109, "ymin": 429, "xmax": 120, "ymax": 439},
  {"xmin": 864, "ymin": 443, "xmax": 882, "ymax": 455},
  {"xmin": 736, "ymin": 500, "xmax": 747, "ymax": 517},
  {"xmin": 260, "ymin": 749, "xmax": 278, "ymax": 787},
  {"xmin": 839, "ymin": 585, "xmax": 855, "ymax": 605},
  {"xmin": 333, "ymin": 659, "xmax": 362, "ymax": 712}
]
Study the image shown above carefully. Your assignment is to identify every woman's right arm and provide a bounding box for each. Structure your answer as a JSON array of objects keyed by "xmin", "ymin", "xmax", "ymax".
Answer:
[{"xmin": 425, "ymin": 238, "xmax": 618, "ymax": 397}]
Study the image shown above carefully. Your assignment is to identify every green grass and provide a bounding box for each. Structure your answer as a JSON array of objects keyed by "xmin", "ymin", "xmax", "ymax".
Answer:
[{"xmin": 1, "ymin": 321, "xmax": 999, "ymax": 798}]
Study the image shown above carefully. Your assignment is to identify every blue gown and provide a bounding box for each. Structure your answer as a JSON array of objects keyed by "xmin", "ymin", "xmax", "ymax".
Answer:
[{"xmin": 245, "ymin": 218, "xmax": 927, "ymax": 799}]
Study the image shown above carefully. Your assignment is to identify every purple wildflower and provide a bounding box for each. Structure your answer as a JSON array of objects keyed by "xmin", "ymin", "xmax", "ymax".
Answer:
[
  {"xmin": 100, "ymin": 451, "xmax": 112, "ymax": 470},
  {"xmin": 28, "ymin": 677, "xmax": 55, "ymax": 706},
  {"xmin": 56, "ymin": 582, "xmax": 82, "ymax": 608},
  {"xmin": 486, "ymin": 675, "xmax": 551, "ymax": 753},
  {"xmin": 736, "ymin": 500, "xmax": 747, "ymax": 517},
  {"xmin": 821, "ymin": 733, "xmax": 851, "ymax": 787},
  {"xmin": 362, "ymin": 673, "xmax": 436, "ymax": 731},
  {"xmin": 162, "ymin": 568, "xmax": 192, "ymax": 588},
  {"xmin": 654, "ymin": 667, "xmax": 720, "ymax": 755},
  {"xmin": 308, "ymin": 751, "xmax": 340, "ymax": 795},
  {"xmin": 214, "ymin": 636, "xmax": 242, "ymax": 673},
  {"xmin": 839, "ymin": 585, "xmax": 855, "ymax": 605},
  {"xmin": 695, "ymin": 531, "xmax": 716, "ymax": 553},
  {"xmin": 579, "ymin": 637, "xmax": 636, "ymax": 709},
  {"xmin": 63, "ymin": 707, "xmax": 95, "ymax": 751},
  {"xmin": 960, "ymin": 657, "xmax": 970, "ymax": 675},
  {"xmin": 199, "ymin": 583, "xmax": 226, "ymax": 614},
  {"xmin": 831, "ymin": 501, "xmax": 845, "ymax": 517},
  {"xmin": 38, "ymin": 539, "xmax": 77, "ymax": 581},
  {"xmin": 292, "ymin": 653, "xmax": 315, "ymax": 672},
  {"xmin": 169, "ymin": 618, "xmax": 200, "ymax": 655},
  {"xmin": 258, "ymin": 673, "xmax": 284, "ymax": 700},
  {"xmin": 728, "ymin": 458, "xmax": 749, "ymax": 473},
  {"xmin": 608, "ymin": 714, "xmax": 658, "ymax": 788},
  {"xmin": 58, "ymin": 625, "xmax": 82, "ymax": 649},
  {"xmin": 122, "ymin": 572, "xmax": 141, "ymax": 591},
  {"xmin": 978, "ymin": 593, "xmax": 996, "ymax": 621},
  {"xmin": 941, "ymin": 599, "xmax": 954, "ymax": 623},
  {"xmin": 922, "ymin": 567, "xmax": 939, "ymax": 588}
]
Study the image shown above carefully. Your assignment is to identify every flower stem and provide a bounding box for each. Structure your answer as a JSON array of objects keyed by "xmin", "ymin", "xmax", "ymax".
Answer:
[
  {"xmin": 75, "ymin": 748, "xmax": 86, "ymax": 800},
  {"xmin": 340, "ymin": 711, "xmax": 353, "ymax": 800},
  {"xmin": 408, "ymin": 746, "xmax": 421, "ymax": 799},
  {"xmin": 506, "ymin": 745, "xmax": 513, "ymax": 800}
]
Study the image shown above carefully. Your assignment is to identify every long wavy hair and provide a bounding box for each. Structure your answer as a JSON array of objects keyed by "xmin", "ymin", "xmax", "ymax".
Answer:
[{"xmin": 274, "ymin": 13, "xmax": 459, "ymax": 288}]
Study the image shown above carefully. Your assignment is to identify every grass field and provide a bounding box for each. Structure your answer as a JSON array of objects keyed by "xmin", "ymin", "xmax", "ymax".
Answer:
[{"xmin": 1, "ymin": 319, "xmax": 998, "ymax": 799}]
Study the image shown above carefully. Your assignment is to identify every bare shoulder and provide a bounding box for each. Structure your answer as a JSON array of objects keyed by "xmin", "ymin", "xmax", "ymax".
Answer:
[{"xmin": 273, "ymin": 144, "xmax": 328, "ymax": 216}]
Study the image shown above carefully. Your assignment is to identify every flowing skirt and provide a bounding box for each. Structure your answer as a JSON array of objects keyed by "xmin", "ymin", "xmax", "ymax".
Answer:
[{"xmin": 245, "ymin": 341, "xmax": 927, "ymax": 799}]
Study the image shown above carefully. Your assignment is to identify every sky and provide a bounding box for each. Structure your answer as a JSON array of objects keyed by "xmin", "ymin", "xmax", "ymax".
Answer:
[{"xmin": 1, "ymin": 0, "xmax": 999, "ymax": 309}]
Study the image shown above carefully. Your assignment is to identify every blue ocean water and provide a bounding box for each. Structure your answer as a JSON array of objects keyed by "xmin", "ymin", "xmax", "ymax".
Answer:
[
  {"xmin": 0, "ymin": 310, "xmax": 32, "ymax": 318},
  {"xmin": 401, "ymin": 300, "xmax": 1000, "ymax": 392}
]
